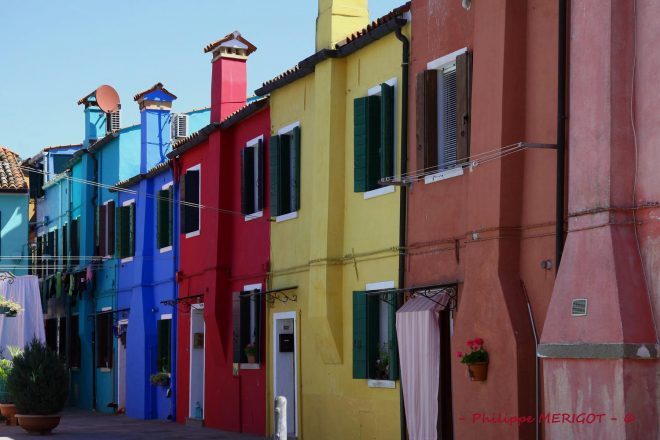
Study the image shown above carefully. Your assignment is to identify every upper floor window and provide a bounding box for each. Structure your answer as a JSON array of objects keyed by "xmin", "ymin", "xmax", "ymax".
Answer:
[
  {"xmin": 241, "ymin": 139, "xmax": 264, "ymax": 220},
  {"xmin": 96, "ymin": 200, "xmax": 115, "ymax": 257},
  {"xmin": 116, "ymin": 200, "xmax": 135, "ymax": 260},
  {"xmin": 181, "ymin": 166, "xmax": 200, "ymax": 236},
  {"xmin": 270, "ymin": 125, "xmax": 301, "ymax": 218},
  {"xmin": 417, "ymin": 49, "xmax": 472, "ymax": 175},
  {"xmin": 157, "ymin": 184, "xmax": 174, "ymax": 250},
  {"xmin": 353, "ymin": 81, "xmax": 396, "ymax": 193},
  {"xmin": 233, "ymin": 284, "xmax": 263, "ymax": 365}
]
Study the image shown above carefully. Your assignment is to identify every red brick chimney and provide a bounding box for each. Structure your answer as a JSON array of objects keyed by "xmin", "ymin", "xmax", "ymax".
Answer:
[{"xmin": 204, "ymin": 31, "xmax": 257, "ymax": 123}]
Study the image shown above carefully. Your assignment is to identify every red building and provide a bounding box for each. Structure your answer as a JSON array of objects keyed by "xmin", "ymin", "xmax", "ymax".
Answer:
[
  {"xmin": 167, "ymin": 32, "xmax": 271, "ymax": 435},
  {"xmin": 401, "ymin": 0, "xmax": 559, "ymax": 438}
]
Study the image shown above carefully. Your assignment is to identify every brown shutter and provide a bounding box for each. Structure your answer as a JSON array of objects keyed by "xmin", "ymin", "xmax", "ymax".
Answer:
[
  {"xmin": 107, "ymin": 201, "xmax": 115, "ymax": 257},
  {"xmin": 455, "ymin": 52, "xmax": 472, "ymax": 163},
  {"xmin": 416, "ymin": 70, "xmax": 438, "ymax": 171}
]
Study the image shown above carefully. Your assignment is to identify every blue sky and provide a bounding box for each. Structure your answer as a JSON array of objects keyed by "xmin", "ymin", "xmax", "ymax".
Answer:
[{"xmin": 0, "ymin": 0, "xmax": 405, "ymax": 159}]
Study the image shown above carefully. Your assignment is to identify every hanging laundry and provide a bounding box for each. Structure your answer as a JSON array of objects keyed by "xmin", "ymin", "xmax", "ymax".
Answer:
[{"xmin": 68, "ymin": 274, "xmax": 75, "ymax": 296}]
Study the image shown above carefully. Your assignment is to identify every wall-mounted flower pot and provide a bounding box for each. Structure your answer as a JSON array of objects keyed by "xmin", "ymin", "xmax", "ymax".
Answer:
[
  {"xmin": 246, "ymin": 355, "xmax": 256, "ymax": 364},
  {"xmin": 467, "ymin": 362, "xmax": 488, "ymax": 381}
]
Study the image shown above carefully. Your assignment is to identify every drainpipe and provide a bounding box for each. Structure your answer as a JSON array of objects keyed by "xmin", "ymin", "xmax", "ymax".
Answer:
[
  {"xmin": 170, "ymin": 158, "xmax": 180, "ymax": 421},
  {"xmin": 85, "ymin": 150, "xmax": 99, "ymax": 411},
  {"xmin": 394, "ymin": 24, "xmax": 409, "ymax": 440},
  {"xmin": 555, "ymin": 0, "xmax": 567, "ymax": 268}
]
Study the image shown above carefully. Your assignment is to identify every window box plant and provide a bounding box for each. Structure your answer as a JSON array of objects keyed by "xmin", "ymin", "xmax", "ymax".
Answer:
[
  {"xmin": 7, "ymin": 338, "xmax": 68, "ymax": 434},
  {"xmin": 244, "ymin": 343, "xmax": 257, "ymax": 364},
  {"xmin": 0, "ymin": 297, "xmax": 21, "ymax": 317},
  {"xmin": 149, "ymin": 372, "xmax": 171, "ymax": 387},
  {"xmin": 457, "ymin": 338, "xmax": 489, "ymax": 381}
]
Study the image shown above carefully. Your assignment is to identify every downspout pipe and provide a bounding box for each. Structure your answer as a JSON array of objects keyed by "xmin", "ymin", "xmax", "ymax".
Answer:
[
  {"xmin": 556, "ymin": 0, "xmax": 567, "ymax": 268},
  {"xmin": 394, "ymin": 23, "xmax": 409, "ymax": 440},
  {"xmin": 85, "ymin": 150, "xmax": 99, "ymax": 411}
]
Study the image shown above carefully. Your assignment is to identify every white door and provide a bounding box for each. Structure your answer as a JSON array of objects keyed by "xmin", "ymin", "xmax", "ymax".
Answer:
[
  {"xmin": 189, "ymin": 305, "xmax": 205, "ymax": 419},
  {"xmin": 117, "ymin": 320, "xmax": 128, "ymax": 410},
  {"xmin": 273, "ymin": 312, "xmax": 297, "ymax": 437}
]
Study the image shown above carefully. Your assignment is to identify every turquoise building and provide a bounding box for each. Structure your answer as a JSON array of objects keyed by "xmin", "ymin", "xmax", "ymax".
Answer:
[{"xmin": 0, "ymin": 147, "xmax": 29, "ymax": 276}]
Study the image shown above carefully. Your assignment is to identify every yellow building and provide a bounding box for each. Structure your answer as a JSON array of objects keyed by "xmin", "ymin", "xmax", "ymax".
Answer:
[{"xmin": 255, "ymin": 2, "xmax": 411, "ymax": 438}]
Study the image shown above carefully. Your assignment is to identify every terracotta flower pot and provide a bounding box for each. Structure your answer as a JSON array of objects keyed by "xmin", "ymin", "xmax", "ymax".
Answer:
[
  {"xmin": 247, "ymin": 354, "xmax": 256, "ymax": 364},
  {"xmin": 15, "ymin": 414, "xmax": 61, "ymax": 434},
  {"xmin": 0, "ymin": 403, "xmax": 17, "ymax": 425},
  {"xmin": 467, "ymin": 362, "xmax": 488, "ymax": 381}
]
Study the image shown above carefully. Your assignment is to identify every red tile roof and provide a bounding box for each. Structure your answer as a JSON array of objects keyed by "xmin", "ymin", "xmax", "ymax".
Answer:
[
  {"xmin": 204, "ymin": 31, "xmax": 257, "ymax": 55},
  {"xmin": 133, "ymin": 83, "xmax": 177, "ymax": 102},
  {"xmin": 0, "ymin": 147, "xmax": 27, "ymax": 191}
]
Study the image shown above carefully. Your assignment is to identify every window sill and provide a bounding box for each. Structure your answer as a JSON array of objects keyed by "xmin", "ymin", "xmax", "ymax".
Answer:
[
  {"xmin": 185, "ymin": 230, "xmax": 200, "ymax": 238},
  {"xmin": 367, "ymin": 379, "xmax": 396, "ymax": 389},
  {"xmin": 98, "ymin": 368, "xmax": 112, "ymax": 373},
  {"xmin": 364, "ymin": 185, "xmax": 395, "ymax": 200},
  {"xmin": 275, "ymin": 211, "xmax": 298, "ymax": 223},
  {"xmin": 121, "ymin": 257, "xmax": 134, "ymax": 264},
  {"xmin": 244, "ymin": 211, "xmax": 263, "ymax": 222},
  {"xmin": 424, "ymin": 166, "xmax": 464, "ymax": 184},
  {"xmin": 159, "ymin": 246, "xmax": 173, "ymax": 254},
  {"xmin": 239, "ymin": 363, "xmax": 260, "ymax": 370}
]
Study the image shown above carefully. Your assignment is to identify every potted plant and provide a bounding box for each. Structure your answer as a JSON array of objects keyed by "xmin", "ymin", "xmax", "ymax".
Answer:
[
  {"xmin": 149, "ymin": 372, "xmax": 171, "ymax": 387},
  {"xmin": 0, "ymin": 296, "xmax": 21, "ymax": 317},
  {"xmin": 457, "ymin": 337, "xmax": 489, "ymax": 381},
  {"xmin": 244, "ymin": 343, "xmax": 257, "ymax": 364},
  {"xmin": 375, "ymin": 344, "xmax": 390, "ymax": 380},
  {"xmin": 7, "ymin": 338, "xmax": 68, "ymax": 434},
  {"xmin": 0, "ymin": 357, "xmax": 16, "ymax": 425}
]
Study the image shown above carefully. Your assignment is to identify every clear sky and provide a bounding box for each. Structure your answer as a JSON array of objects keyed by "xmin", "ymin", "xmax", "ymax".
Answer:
[{"xmin": 0, "ymin": 0, "xmax": 405, "ymax": 159}]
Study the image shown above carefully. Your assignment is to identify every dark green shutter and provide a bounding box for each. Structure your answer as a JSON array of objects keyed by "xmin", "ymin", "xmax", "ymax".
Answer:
[
  {"xmin": 167, "ymin": 187, "xmax": 173, "ymax": 247},
  {"xmin": 157, "ymin": 189, "xmax": 169, "ymax": 248},
  {"xmin": 354, "ymin": 98, "xmax": 369, "ymax": 192},
  {"xmin": 232, "ymin": 291, "xmax": 242, "ymax": 363},
  {"xmin": 388, "ymin": 293, "xmax": 399, "ymax": 380},
  {"xmin": 279, "ymin": 135, "xmax": 291, "ymax": 214},
  {"xmin": 366, "ymin": 295, "xmax": 380, "ymax": 379},
  {"xmin": 99, "ymin": 205, "xmax": 107, "ymax": 256},
  {"xmin": 353, "ymin": 291, "xmax": 368, "ymax": 378},
  {"xmin": 116, "ymin": 207, "xmax": 123, "ymax": 259},
  {"xmin": 62, "ymin": 224, "xmax": 68, "ymax": 260},
  {"xmin": 107, "ymin": 201, "xmax": 115, "ymax": 257},
  {"xmin": 256, "ymin": 140, "xmax": 264, "ymax": 212},
  {"xmin": 354, "ymin": 96, "xmax": 381, "ymax": 192},
  {"xmin": 380, "ymin": 83, "xmax": 395, "ymax": 179},
  {"xmin": 291, "ymin": 126, "xmax": 301, "ymax": 211},
  {"xmin": 71, "ymin": 219, "xmax": 79, "ymax": 267},
  {"xmin": 456, "ymin": 51, "xmax": 472, "ymax": 163},
  {"xmin": 179, "ymin": 175, "xmax": 186, "ymax": 234},
  {"xmin": 241, "ymin": 148, "xmax": 255, "ymax": 215},
  {"xmin": 269, "ymin": 135, "xmax": 281, "ymax": 216},
  {"xmin": 184, "ymin": 170, "xmax": 200, "ymax": 233},
  {"xmin": 129, "ymin": 203, "xmax": 135, "ymax": 257}
]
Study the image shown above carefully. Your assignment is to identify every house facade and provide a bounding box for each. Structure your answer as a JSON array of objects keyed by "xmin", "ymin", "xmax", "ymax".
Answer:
[
  {"xmin": 0, "ymin": 147, "xmax": 29, "ymax": 276},
  {"xmin": 255, "ymin": 3, "xmax": 410, "ymax": 438}
]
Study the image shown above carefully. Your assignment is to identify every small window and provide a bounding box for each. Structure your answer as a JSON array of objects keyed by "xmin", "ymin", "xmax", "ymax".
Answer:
[
  {"xmin": 241, "ymin": 141, "xmax": 264, "ymax": 217},
  {"xmin": 29, "ymin": 169, "xmax": 44, "ymax": 198},
  {"xmin": 157, "ymin": 186, "xmax": 174, "ymax": 249},
  {"xmin": 232, "ymin": 290, "xmax": 263, "ymax": 364},
  {"xmin": 51, "ymin": 154, "xmax": 73, "ymax": 176},
  {"xmin": 96, "ymin": 201, "xmax": 116, "ymax": 257},
  {"xmin": 45, "ymin": 318, "xmax": 58, "ymax": 353},
  {"xmin": 70, "ymin": 315, "xmax": 81, "ymax": 368},
  {"xmin": 417, "ymin": 50, "xmax": 472, "ymax": 172},
  {"xmin": 352, "ymin": 291, "xmax": 399, "ymax": 381},
  {"xmin": 157, "ymin": 318, "xmax": 172, "ymax": 373},
  {"xmin": 116, "ymin": 202, "xmax": 136, "ymax": 259},
  {"xmin": 270, "ymin": 127, "xmax": 301, "ymax": 217},
  {"xmin": 353, "ymin": 82, "xmax": 395, "ymax": 192},
  {"xmin": 96, "ymin": 313, "xmax": 113, "ymax": 369},
  {"xmin": 181, "ymin": 167, "xmax": 200, "ymax": 235}
]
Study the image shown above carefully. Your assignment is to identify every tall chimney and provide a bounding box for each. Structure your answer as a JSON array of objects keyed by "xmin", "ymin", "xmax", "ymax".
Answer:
[
  {"xmin": 133, "ymin": 83, "xmax": 177, "ymax": 173},
  {"xmin": 78, "ymin": 92, "xmax": 107, "ymax": 147},
  {"xmin": 204, "ymin": 31, "xmax": 257, "ymax": 123},
  {"xmin": 316, "ymin": 0, "xmax": 369, "ymax": 50}
]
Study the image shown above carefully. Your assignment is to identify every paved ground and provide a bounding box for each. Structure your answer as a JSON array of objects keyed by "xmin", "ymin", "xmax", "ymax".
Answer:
[{"xmin": 0, "ymin": 409, "xmax": 268, "ymax": 439}]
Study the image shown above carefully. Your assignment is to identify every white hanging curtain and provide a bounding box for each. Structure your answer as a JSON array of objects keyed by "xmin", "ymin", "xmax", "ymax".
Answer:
[
  {"xmin": 396, "ymin": 294, "xmax": 449, "ymax": 440},
  {"xmin": 0, "ymin": 275, "xmax": 46, "ymax": 357}
]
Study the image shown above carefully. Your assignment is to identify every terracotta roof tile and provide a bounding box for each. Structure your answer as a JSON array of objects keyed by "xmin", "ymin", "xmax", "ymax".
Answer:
[
  {"xmin": 0, "ymin": 147, "xmax": 27, "ymax": 191},
  {"xmin": 133, "ymin": 82, "xmax": 177, "ymax": 102}
]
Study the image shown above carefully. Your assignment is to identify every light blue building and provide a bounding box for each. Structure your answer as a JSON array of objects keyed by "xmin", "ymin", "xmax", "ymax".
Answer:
[{"xmin": 0, "ymin": 147, "xmax": 29, "ymax": 276}]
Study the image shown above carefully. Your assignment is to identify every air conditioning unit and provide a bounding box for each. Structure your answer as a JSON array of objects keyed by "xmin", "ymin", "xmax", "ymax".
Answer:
[
  {"xmin": 171, "ymin": 113, "xmax": 189, "ymax": 139},
  {"xmin": 106, "ymin": 110, "xmax": 121, "ymax": 134}
]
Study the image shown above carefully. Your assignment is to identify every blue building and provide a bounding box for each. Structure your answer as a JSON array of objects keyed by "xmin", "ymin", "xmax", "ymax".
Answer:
[{"xmin": 0, "ymin": 147, "xmax": 29, "ymax": 276}]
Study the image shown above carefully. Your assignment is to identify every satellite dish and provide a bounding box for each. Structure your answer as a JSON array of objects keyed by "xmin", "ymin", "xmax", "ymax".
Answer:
[{"xmin": 95, "ymin": 85, "xmax": 120, "ymax": 113}]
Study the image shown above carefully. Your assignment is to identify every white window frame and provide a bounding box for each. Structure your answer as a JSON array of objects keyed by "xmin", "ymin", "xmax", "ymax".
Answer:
[
  {"xmin": 364, "ymin": 78, "xmax": 397, "ymax": 200},
  {"xmin": 185, "ymin": 164, "xmax": 201, "ymax": 238},
  {"xmin": 120, "ymin": 198, "xmax": 135, "ymax": 263},
  {"xmin": 274, "ymin": 122, "xmax": 301, "ymax": 222},
  {"xmin": 425, "ymin": 47, "xmax": 468, "ymax": 185},
  {"xmin": 240, "ymin": 283, "xmax": 262, "ymax": 369},
  {"xmin": 244, "ymin": 137, "xmax": 264, "ymax": 222},
  {"xmin": 159, "ymin": 181, "xmax": 174, "ymax": 253},
  {"xmin": 365, "ymin": 280, "xmax": 396, "ymax": 388}
]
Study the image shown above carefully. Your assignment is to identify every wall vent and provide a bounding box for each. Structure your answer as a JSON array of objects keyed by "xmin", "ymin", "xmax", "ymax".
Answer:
[
  {"xmin": 171, "ymin": 113, "xmax": 188, "ymax": 139},
  {"xmin": 571, "ymin": 298, "xmax": 588, "ymax": 316},
  {"xmin": 106, "ymin": 111, "xmax": 121, "ymax": 134}
]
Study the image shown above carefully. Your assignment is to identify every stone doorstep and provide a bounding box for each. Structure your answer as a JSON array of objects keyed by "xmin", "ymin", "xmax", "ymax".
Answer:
[{"xmin": 186, "ymin": 416, "xmax": 204, "ymax": 428}]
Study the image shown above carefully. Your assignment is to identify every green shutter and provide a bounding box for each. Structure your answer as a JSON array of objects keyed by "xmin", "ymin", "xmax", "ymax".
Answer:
[
  {"xmin": 366, "ymin": 295, "xmax": 380, "ymax": 379},
  {"xmin": 279, "ymin": 134, "xmax": 291, "ymax": 214},
  {"xmin": 353, "ymin": 291, "xmax": 368, "ymax": 379},
  {"xmin": 179, "ymin": 175, "xmax": 186, "ymax": 234},
  {"xmin": 242, "ymin": 148, "xmax": 255, "ymax": 215},
  {"xmin": 388, "ymin": 293, "xmax": 399, "ymax": 380},
  {"xmin": 292, "ymin": 126, "xmax": 301, "ymax": 211},
  {"xmin": 354, "ymin": 98, "xmax": 369, "ymax": 192},
  {"xmin": 380, "ymin": 83, "xmax": 395, "ymax": 179},
  {"xmin": 157, "ymin": 189, "xmax": 168, "ymax": 248},
  {"xmin": 167, "ymin": 187, "xmax": 173, "ymax": 247},
  {"xmin": 129, "ymin": 203, "xmax": 135, "ymax": 257},
  {"xmin": 269, "ymin": 135, "xmax": 281, "ymax": 216},
  {"xmin": 115, "ymin": 208, "xmax": 123, "ymax": 259}
]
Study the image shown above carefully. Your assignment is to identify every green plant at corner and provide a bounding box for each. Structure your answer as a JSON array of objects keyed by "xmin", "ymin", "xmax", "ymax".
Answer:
[
  {"xmin": 0, "ymin": 358, "xmax": 13, "ymax": 403},
  {"xmin": 6, "ymin": 338, "xmax": 68, "ymax": 415}
]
